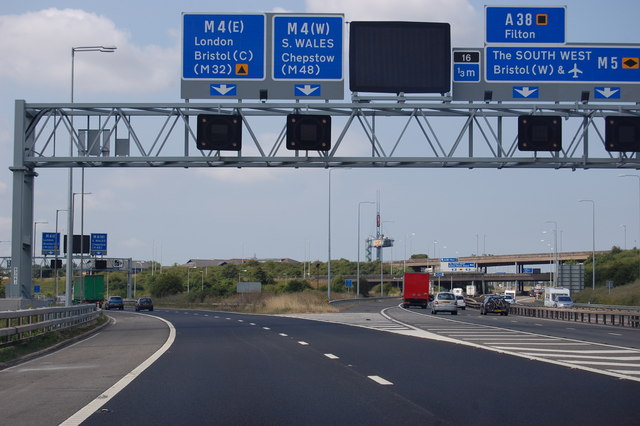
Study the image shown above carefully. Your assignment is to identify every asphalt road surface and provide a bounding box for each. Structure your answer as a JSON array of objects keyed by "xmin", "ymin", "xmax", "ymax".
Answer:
[{"xmin": 2, "ymin": 303, "xmax": 639, "ymax": 425}]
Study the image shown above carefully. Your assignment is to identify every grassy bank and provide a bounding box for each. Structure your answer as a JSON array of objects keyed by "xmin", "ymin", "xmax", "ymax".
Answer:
[
  {"xmin": 0, "ymin": 313, "xmax": 107, "ymax": 365},
  {"xmin": 574, "ymin": 281, "xmax": 640, "ymax": 306},
  {"xmin": 155, "ymin": 291, "xmax": 340, "ymax": 314}
]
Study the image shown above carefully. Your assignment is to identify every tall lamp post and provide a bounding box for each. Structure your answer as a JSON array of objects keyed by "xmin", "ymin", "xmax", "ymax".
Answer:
[
  {"xmin": 327, "ymin": 168, "xmax": 350, "ymax": 301},
  {"xmin": 579, "ymin": 200, "xmax": 596, "ymax": 290},
  {"xmin": 619, "ymin": 174, "xmax": 640, "ymax": 278},
  {"xmin": 357, "ymin": 201, "xmax": 375, "ymax": 298},
  {"xmin": 545, "ymin": 221, "xmax": 558, "ymax": 287},
  {"xmin": 54, "ymin": 209, "xmax": 67, "ymax": 298},
  {"xmin": 67, "ymin": 45, "xmax": 117, "ymax": 307}
]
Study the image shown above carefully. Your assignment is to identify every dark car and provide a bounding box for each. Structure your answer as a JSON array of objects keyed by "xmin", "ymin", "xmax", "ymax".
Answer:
[
  {"xmin": 480, "ymin": 295, "xmax": 509, "ymax": 316},
  {"xmin": 104, "ymin": 296, "xmax": 124, "ymax": 310},
  {"xmin": 135, "ymin": 297, "xmax": 154, "ymax": 312}
]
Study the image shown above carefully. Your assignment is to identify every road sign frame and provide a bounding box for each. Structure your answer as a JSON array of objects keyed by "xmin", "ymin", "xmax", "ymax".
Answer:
[
  {"xmin": 182, "ymin": 13, "xmax": 266, "ymax": 81},
  {"xmin": 453, "ymin": 46, "xmax": 640, "ymax": 102},
  {"xmin": 272, "ymin": 14, "xmax": 343, "ymax": 81},
  {"xmin": 485, "ymin": 6, "xmax": 566, "ymax": 44},
  {"xmin": 181, "ymin": 12, "xmax": 344, "ymax": 100},
  {"xmin": 90, "ymin": 233, "xmax": 108, "ymax": 256}
]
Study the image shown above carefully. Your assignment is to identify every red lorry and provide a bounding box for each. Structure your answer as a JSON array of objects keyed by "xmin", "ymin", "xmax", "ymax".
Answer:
[{"xmin": 403, "ymin": 273, "xmax": 431, "ymax": 309}]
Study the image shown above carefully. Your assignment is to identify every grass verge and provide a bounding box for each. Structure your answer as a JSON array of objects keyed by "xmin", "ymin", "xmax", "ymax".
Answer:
[
  {"xmin": 155, "ymin": 291, "xmax": 340, "ymax": 314},
  {"xmin": 0, "ymin": 313, "xmax": 108, "ymax": 366}
]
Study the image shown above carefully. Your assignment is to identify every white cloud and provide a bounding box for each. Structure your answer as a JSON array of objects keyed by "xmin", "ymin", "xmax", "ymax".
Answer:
[
  {"xmin": 0, "ymin": 8, "xmax": 177, "ymax": 98},
  {"xmin": 306, "ymin": 0, "xmax": 482, "ymax": 46}
]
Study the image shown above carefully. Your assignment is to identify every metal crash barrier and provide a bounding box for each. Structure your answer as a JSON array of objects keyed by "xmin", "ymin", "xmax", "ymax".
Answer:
[
  {"xmin": 0, "ymin": 305, "xmax": 100, "ymax": 346},
  {"xmin": 509, "ymin": 305, "xmax": 640, "ymax": 328}
]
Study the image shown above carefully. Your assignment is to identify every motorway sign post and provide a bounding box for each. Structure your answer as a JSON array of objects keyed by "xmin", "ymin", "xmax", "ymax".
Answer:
[
  {"xmin": 41, "ymin": 232, "xmax": 60, "ymax": 256},
  {"xmin": 453, "ymin": 6, "xmax": 640, "ymax": 102},
  {"xmin": 485, "ymin": 6, "xmax": 566, "ymax": 44},
  {"xmin": 90, "ymin": 233, "xmax": 107, "ymax": 256},
  {"xmin": 181, "ymin": 12, "xmax": 344, "ymax": 100}
]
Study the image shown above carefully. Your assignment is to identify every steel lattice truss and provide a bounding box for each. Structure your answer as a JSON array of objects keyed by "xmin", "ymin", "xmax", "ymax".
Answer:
[{"xmin": 15, "ymin": 99, "xmax": 640, "ymax": 169}]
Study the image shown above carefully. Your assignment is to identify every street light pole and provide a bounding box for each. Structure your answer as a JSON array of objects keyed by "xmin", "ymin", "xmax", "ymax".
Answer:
[
  {"xmin": 579, "ymin": 200, "xmax": 596, "ymax": 290},
  {"xmin": 357, "ymin": 201, "xmax": 375, "ymax": 298},
  {"xmin": 619, "ymin": 174, "xmax": 640, "ymax": 279},
  {"xmin": 67, "ymin": 45, "xmax": 117, "ymax": 307},
  {"xmin": 54, "ymin": 209, "xmax": 67, "ymax": 298},
  {"xmin": 546, "ymin": 221, "xmax": 558, "ymax": 287}
]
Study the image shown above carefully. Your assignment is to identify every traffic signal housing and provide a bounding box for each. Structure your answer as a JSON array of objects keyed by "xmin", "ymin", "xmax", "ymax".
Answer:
[
  {"xmin": 286, "ymin": 114, "xmax": 332, "ymax": 151},
  {"xmin": 605, "ymin": 116, "xmax": 640, "ymax": 152},
  {"xmin": 196, "ymin": 114, "xmax": 242, "ymax": 151},
  {"xmin": 517, "ymin": 115, "xmax": 562, "ymax": 152}
]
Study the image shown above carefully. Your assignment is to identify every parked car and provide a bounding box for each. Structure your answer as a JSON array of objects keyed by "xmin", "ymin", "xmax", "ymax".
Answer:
[
  {"xmin": 431, "ymin": 292, "xmax": 458, "ymax": 315},
  {"xmin": 480, "ymin": 295, "xmax": 509, "ymax": 316},
  {"xmin": 455, "ymin": 295, "xmax": 466, "ymax": 310},
  {"xmin": 554, "ymin": 295, "xmax": 575, "ymax": 308},
  {"xmin": 135, "ymin": 297, "xmax": 154, "ymax": 312},
  {"xmin": 104, "ymin": 296, "xmax": 124, "ymax": 310}
]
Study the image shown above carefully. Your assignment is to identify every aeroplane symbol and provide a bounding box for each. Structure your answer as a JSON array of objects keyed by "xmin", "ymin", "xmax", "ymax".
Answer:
[{"xmin": 569, "ymin": 63, "xmax": 582, "ymax": 78}]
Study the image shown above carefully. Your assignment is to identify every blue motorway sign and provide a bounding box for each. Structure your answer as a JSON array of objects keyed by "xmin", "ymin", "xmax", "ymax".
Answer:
[
  {"xmin": 183, "ymin": 14, "xmax": 265, "ymax": 80},
  {"xmin": 486, "ymin": 45, "xmax": 640, "ymax": 83},
  {"xmin": 42, "ymin": 232, "xmax": 60, "ymax": 256},
  {"xmin": 272, "ymin": 15, "xmax": 343, "ymax": 80},
  {"xmin": 486, "ymin": 6, "xmax": 565, "ymax": 44},
  {"xmin": 90, "ymin": 233, "xmax": 108, "ymax": 255}
]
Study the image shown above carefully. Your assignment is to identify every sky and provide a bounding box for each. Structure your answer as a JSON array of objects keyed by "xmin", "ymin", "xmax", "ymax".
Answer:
[{"xmin": 1, "ymin": 0, "xmax": 639, "ymax": 268}]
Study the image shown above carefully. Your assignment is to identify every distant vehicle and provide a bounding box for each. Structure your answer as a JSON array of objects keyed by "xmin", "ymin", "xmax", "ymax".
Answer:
[
  {"xmin": 452, "ymin": 288, "xmax": 464, "ymax": 297},
  {"xmin": 73, "ymin": 275, "xmax": 105, "ymax": 305},
  {"xmin": 544, "ymin": 287, "xmax": 571, "ymax": 307},
  {"xmin": 455, "ymin": 295, "xmax": 466, "ymax": 310},
  {"xmin": 431, "ymin": 292, "xmax": 458, "ymax": 315},
  {"xmin": 503, "ymin": 294, "xmax": 515, "ymax": 304},
  {"xmin": 465, "ymin": 284, "xmax": 476, "ymax": 297},
  {"xmin": 480, "ymin": 295, "xmax": 509, "ymax": 316},
  {"xmin": 553, "ymin": 295, "xmax": 575, "ymax": 309},
  {"xmin": 528, "ymin": 289, "xmax": 536, "ymax": 297},
  {"xmin": 104, "ymin": 296, "xmax": 124, "ymax": 310},
  {"xmin": 403, "ymin": 273, "xmax": 431, "ymax": 309},
  {"xmin": 135, "ymin": 297, "xmax": 154, "ymax": 312},
  {"xmin": 505, "ymin": 289, "xmax": 516, "ymax": 300}
]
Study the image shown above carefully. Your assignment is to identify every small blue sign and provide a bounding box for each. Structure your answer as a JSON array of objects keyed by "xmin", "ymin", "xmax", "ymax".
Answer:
[
  {"xmin": 91, "ymin": 233, "xmax": 108, "ymax": 255},
  {"xmin": 183, "ymin": 14, "xmax": 266, "ymax": 80},
  {"xmin": 594, "ymin": 87, "xmax": 621, "ymax": 99},
  {"xmin": 42, "ymin": 232, "xmax": 60, "ymax": 256},
  {"xmin": 295, "ymin": 84, "xmax": 321, "ymax": 96},
  {"xmin": 345, "ymin": 279, "xmax": 353, "ymax": 288},
  {"xmin": 486, "ymin": 46, "xmax": 640, "ymax": 83},
  {"xmin": 523, "ymin": 268, "xmax": 534, "ymax": 273},
  {"xmin": 210, "ymin": 83, "xmax": 237, "ymax": 96},
  {"xmin": 512, "ymin": 86, "xmax": 539, "ymax": 98},
  {"xmin": 272, "ymin": 15, "xmax": 343, "ymax": 80},
  {"xmin": 453, "ymin": 64, "xmax": 480, "ymax": 82},
  {"xmin": 34, "ymin": 285, "xmax": 41, "ymax": 293},
  {"xmin": 486, "ymin": 6, "xmax": 566, "ymax": 44}
]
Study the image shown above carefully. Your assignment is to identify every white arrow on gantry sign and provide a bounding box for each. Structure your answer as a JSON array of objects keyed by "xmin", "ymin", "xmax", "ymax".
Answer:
[
  {"xmin": 513, "ymin": 86, "xmax": 539, "ymax": 98},
  {"xmin": 210, "ymin": 84, "xmax": 237, "ymax": 96},
  {"xmin": 295, "ymin": 84, "xmax": 320, "ymax": 96},
  {"xmin": 594, "ymin": 87, "xmax": 621, "ymax": 99}
]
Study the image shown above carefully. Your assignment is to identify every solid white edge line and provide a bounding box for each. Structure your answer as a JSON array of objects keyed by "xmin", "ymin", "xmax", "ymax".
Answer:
[
  {"xmin": 368, "ymin": 375, "xmax": 393, "ymax": 385},
  {"xmin": 60, "ymin": 315, "xmax": 177, "ymax": 426}
]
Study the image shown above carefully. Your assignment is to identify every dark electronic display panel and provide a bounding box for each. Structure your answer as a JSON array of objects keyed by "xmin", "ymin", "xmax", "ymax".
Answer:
[{"xmin": 349, "ymin": 21, "xmax": 451, "ymax": 94}]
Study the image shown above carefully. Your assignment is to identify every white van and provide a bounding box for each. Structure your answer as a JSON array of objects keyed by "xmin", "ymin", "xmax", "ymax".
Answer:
[
  {"xmin": 544, "ymin": 287, "xmax": 571, "ymax": 307},
  {"xmin": 504, "ymin": 290, "xmax": 516, "ymax": 304}
]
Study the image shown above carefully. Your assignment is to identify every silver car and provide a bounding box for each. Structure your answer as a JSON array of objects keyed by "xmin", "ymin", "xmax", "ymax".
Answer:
[
  {"xmin": 554, "ymin": 295, "xmax": 575, "ymax": 308},
  {"xmin": 431, "ymin": 292, "xmax": 458, "ymax": 315}
]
